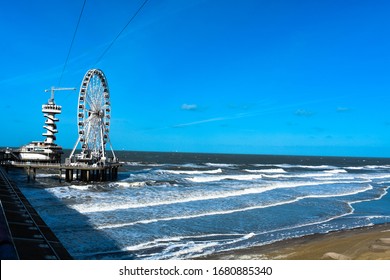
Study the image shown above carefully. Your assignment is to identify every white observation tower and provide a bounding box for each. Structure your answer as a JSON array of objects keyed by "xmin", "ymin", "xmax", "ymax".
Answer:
[
  {"xmin": 17, "ymin": 87, "xmax": 76, "ymax": 163},
  {"xmin": 42, "ymin": 87, "xmax": 63, "ymax": 144}
]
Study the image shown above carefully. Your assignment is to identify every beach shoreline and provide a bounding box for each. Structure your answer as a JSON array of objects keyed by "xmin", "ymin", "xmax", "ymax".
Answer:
[{"xmin": 199, "ymin": 223, "xmax": 390, "ymax": 260}]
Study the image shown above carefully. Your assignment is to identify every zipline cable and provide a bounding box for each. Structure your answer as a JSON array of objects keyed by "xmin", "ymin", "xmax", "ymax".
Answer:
[
  {"xmin": 94, "ymin": 0, "xmax": 149, "ymax": 66},
  {"xmin": 58, "ymin": 0, "xmax": 87, "ymax": 86}
]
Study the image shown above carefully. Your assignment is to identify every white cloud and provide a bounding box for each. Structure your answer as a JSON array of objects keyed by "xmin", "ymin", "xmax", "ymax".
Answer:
[
  {"xmin": 181, "ymin": 104, "xmax": 198, "ymax": 111},
  {"xmin": 294, "ymin": 109, "xmax": 314, "ymax": 117},
  {"xmin": 174, "ymin": 117, "xmax": 225, "ymax": 128},
  {"xmin": 336, "ymin": 107, "xmax": 350, "ymax": 112}
]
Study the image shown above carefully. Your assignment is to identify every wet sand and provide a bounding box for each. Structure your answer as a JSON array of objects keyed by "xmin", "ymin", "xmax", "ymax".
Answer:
[{"xmin": 200, "ymin": 223, "xmax": 390, "ymax": 260}]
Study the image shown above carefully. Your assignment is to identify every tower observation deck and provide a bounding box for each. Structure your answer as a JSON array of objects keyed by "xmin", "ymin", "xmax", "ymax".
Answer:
[
  {"xmin": 42, "ymin": 87, "xmax": 76, "ymax": 145},
  {"xmin": 42, "ymin": 101, "xmax": 61, "ymax": 144}
]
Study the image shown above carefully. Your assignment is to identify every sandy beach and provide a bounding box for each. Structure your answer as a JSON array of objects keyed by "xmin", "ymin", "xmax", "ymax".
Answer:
[{"xmin": 200, "ymin": 224, "xmax": 390, "ymax": 260}]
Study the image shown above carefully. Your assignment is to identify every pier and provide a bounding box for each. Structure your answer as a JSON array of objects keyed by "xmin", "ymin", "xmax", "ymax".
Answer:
[
  {"xmin": 0, "ymin": 166, "xmax": 72, "ymax": 259},
  {"xmin": 62, "ymin": 163, "xmax": 120, "ymax": 182},
  {"xmin": 0, "ymin": 69, "xmax": 122, "ymax": 183},
  {"xmin": 0, "ymin": 153, "xmax": 121, "ymax": 183}
]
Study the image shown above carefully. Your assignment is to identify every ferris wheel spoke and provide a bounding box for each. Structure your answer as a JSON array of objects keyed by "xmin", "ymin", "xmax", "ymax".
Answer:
[
  {"xmin": 88, "ymin": 83, "xmax": 104, "ymax": 111},
  {"xmin": 85, "ymin": 93, "xmax": 94, "ymax": 111},
  {"xmin": 82, "ymin": 113, "xmax": 95, "ymax": 127}
]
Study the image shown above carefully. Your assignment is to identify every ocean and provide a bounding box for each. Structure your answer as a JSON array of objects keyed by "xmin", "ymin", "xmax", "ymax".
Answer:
[{"xmin": 9, "ymin": 151, "xmax": 390, "ymax": 259}]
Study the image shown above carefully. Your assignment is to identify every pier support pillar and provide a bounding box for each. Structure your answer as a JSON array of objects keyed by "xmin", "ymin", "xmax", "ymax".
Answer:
[
  {"xmin": 86, "ymin": 170, "xmax": 90, "ymax": 182},
  {"xmin": 27, "ymin": 167, "xmax": 30, "ymax": 182},
  {"xmin": 103, "ymin": 169, "xmax": 107, "ymax": 181},
  {"xmin": 99, "ymin": 170, "xmax": 103, "ymax": 181},
  {"xmin": 113, "ymin": 167, "xmax": 116, "ymax": 180},
  {"xmin": 65, "ymin": 169, "xmax": 73, "ymax": 182},
  {"xmin": 80, "ymin": 170, "xmax": 85, "ymax": 182},
  {"xmin": 26, "ymin": 166, "xmax": 36, "ymax": 182}
]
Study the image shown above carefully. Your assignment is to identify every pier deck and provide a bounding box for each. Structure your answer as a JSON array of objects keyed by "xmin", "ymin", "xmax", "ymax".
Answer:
[
  {"xmin": 18, "ymin": 161, "xmax": 120, "ymax": 182},
  {"xmin": 0, "ymin": 157, "xmax": 121, "ymax": 182}
]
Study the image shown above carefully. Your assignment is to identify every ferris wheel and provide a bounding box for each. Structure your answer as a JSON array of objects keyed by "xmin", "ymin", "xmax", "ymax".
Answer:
[{"xmin": 70, "ymin": 69, "xmax": 115, "ymax": 162}]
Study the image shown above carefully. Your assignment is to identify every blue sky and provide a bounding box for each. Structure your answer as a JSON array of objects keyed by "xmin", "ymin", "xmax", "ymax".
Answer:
[{"xmin": 1, "ymin": 0, "xmax": 390, "ymax": 157}]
